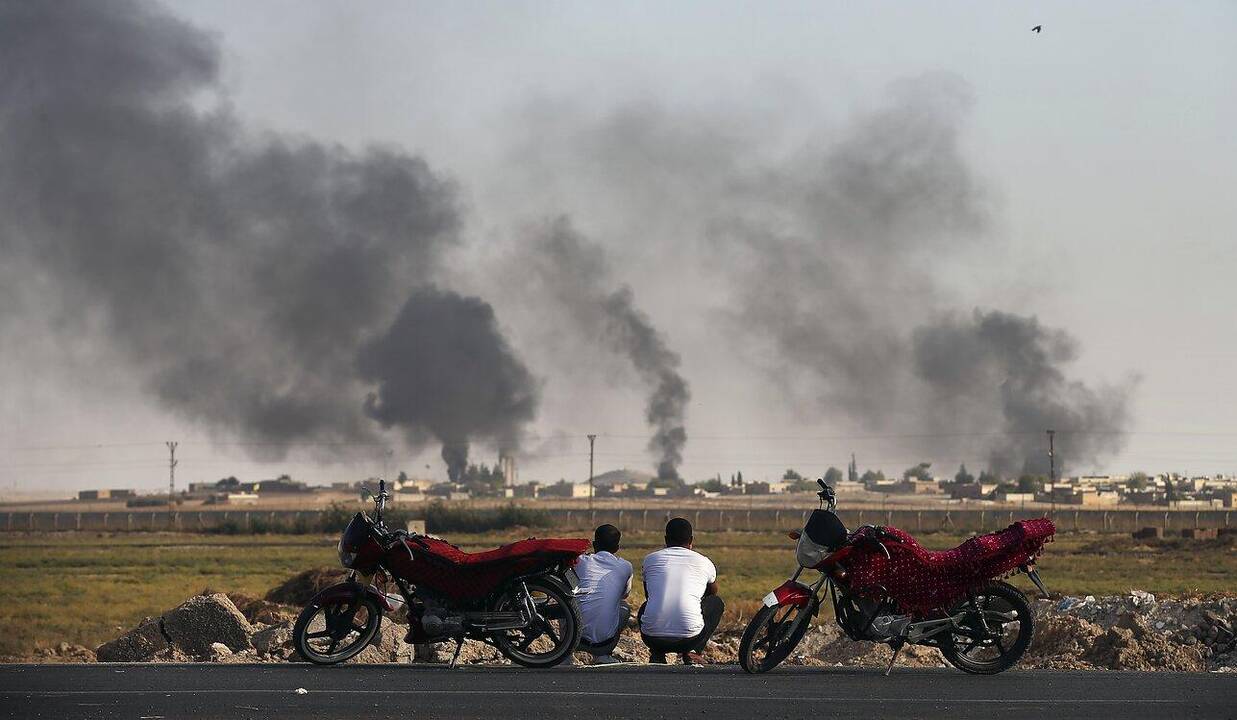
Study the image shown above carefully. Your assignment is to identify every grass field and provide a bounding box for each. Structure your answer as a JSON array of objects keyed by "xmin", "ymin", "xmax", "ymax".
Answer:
[{"xmin": 0, "ymin": 529, "xmax": 1232, "ymax": 657}]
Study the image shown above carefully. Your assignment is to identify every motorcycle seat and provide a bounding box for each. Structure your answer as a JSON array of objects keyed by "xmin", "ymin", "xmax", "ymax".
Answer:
[
  {"xmin": 413, "ymin": 537, "xmax": 590, "ymax": 566},
  {"xmin": 882, "ymin": 519, "xmax": 1055, "ymax": 571}
]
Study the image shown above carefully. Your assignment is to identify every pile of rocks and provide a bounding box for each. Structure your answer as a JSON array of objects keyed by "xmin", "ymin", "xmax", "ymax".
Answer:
[
  {"xmin": 88, "ymin": 588, "xmax": 1237, "ymax": 672},
  {"xmin": 97, "ymin": 594, "xmax": 260, "ymax": 663},
  {"xmin": 30, "ymin": 642, "xmax": 96, "ymax": 663},
  {"xmin": 1029, "ymin": 591, "xmax": 1235, "ymax": 672},
  {"xmin": 96, "ymin": 592, "xmax": 458, "ymax": 665}
]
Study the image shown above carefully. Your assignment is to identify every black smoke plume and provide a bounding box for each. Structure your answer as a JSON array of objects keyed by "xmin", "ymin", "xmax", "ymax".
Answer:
[
  {"xmin": 718, "ymin": 75, "xmax": 1132, "ymax": 474},
  {"xmin": 0, "ymin": 0, "xmax": 538, "ymax": 465},
  {"xmin": 357, "ymin": 289, "xmax": 539, "ymax": 481},
  {"xmin": 526, "ymin": 218, "xmax": 690, "ymax": 479},
  {"xmin": 912, "ymin": 310, "xmax": 1132, "ymax": 475}
]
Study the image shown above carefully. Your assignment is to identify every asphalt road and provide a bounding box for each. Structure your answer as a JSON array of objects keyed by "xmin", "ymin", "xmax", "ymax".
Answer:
[{"xmin": 1, "ymin": 664, "xmax": 1233, "ymax": 720}]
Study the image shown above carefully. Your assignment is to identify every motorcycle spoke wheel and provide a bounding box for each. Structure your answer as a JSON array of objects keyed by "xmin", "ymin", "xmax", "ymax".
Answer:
[
  {"xmin": 293, "ymin": 596, "xmax": 382, "ymax": 665},
  {"xmin": 941, "ymin": 582, "xmax": 1033, "ymax": 675},
  {"xmin": 739, "ymin": 601, "xmax": 814, "ymax": 674},
  {"xmin": 490, "ymin": 579, "xmax": 581, "ymax": 668}
]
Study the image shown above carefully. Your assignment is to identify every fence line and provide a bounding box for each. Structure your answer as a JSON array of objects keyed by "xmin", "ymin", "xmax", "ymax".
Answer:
[{"xmin": 0, "ymin": 508, "xmax": 1231, "ymax": 534}]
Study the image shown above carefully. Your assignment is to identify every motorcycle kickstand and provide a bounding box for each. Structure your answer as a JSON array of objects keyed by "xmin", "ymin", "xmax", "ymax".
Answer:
[
  {"xmin": 448, "ymin": 637, "xmax": 464, "ymax": 669},
  {"xmin": 884, "ymin": 640, "xmax": 904, "ymax": 677}
]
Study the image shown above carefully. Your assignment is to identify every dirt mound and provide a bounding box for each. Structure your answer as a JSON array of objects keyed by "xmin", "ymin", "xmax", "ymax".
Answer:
[
  {"xmin": 1024, "ymin": 614, "xmax": 1104, "ymax": 669},
  {"xmin": 1042, "ymin": 591, "xmax": 1235, "ymax": 670},
  {"xmin": 1083, "ymin": 613, "xmax": 1206, "ymax": 671},
  {"xmin": 264, "ymin": 568, "xmax": 347, "ymax": 605},
  {"xmin": 223, "ymin": 592, "xmax": 297, "ymax": 626}
]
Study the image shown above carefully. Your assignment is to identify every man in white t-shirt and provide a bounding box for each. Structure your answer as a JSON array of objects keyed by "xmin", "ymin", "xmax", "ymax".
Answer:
[
  {"xmin": 575, "ymin": 524, "xmax": 633, "ymax": 664},
  {"xmin": 638, "ymin": 517, "xmax": 724, "ymax": 665}
]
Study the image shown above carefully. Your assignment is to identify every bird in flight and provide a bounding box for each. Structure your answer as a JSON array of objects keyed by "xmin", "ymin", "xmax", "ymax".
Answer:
[{"xmin": 1031, "ymin": 25, "xmax": 1042, "ymax": 33}]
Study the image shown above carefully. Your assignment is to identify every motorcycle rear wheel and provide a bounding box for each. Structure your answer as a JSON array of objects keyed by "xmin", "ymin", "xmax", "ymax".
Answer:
[
  {"xmin": 293, "ymin": 595, "xmax": 383, "ymax": 665},
  {"xmin": 490, "ymin": 578, "xmax": 582, "ymax": 668},
  {"xmin": 738, "ymin": 599, "xmax": 817, "ymax": 674},
  {"xmin": 940, "ymin": 581, "xmax": 1033, "ymax": 675}
]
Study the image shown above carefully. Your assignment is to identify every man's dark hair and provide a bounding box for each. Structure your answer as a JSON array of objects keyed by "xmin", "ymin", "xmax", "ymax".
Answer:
[
  {"xmin": 593, "ymin": 524, "xmax": 621, "ymax": 553},
  {"xmin": 665, "ymin": 517, "xmax": 693, "ymax": 547}
]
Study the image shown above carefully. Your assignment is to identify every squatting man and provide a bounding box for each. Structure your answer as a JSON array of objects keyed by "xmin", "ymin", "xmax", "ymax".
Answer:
[{"xmin": 574, "ymin": 518, "xmax": 724, "ymax": 665}]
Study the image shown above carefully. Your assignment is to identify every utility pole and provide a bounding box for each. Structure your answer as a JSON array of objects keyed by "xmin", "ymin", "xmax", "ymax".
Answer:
[
  {"xmin": 1047, "ymin": 429, "xmax": 1056, "ymax": 516},
  {"xmin": 587, "ymin": 434, "xmax": 597, "ymax": 511},
  {"xmin": 166, "ymin": 441, "xmax": 178, "ymax": 523}
]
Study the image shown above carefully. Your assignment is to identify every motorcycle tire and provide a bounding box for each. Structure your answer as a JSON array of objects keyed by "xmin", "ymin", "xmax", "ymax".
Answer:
[
  {"xmin": 940, "ymin": 581, "xmax": 1033, "ymax": 675},
  {"xmin": 490, "ymin": 577, "xmax": 582, "ymax": 668},
  {"xmin": 293, "ymin": 594, "xmax": 383, "ymax": 665},
  {"xmin": 738, "ymin": 598, "xmax": 817, "ymax": 674}
]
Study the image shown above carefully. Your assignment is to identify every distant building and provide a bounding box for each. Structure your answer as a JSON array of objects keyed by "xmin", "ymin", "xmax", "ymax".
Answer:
[
  {"xmin": 743, "ymin": 481, "xmax": 792, "ymax": 495},
  {"xmin": 77, "ymin": 489, "xmax": 136, "ymax": 501},
  {"xmin": 426, "ymin": 483, "xmax": 470, "ymax": 500},
  {"xmin": 393, "ymin": 477, "xmax": 435, "ymax": 494},
  {"xmin": 1124, "ymin": 490, "xmax": 1165, "ymax": 506},
  {"xmin": 1039, "ymin": 487, "xmax": 1119, "ymax": 506},
  {"xmin": 948, "ymin": 482, "xmax": 996, "ymax": 500},
  {"xmin": 251, "ymin": 477, "xmax": 310, "ymax": 494},
  {"xmin": 589, "ymin": 469, "xmax": 655, "ymax": 497},
  {"xmin": 539, "ymin": 481, "xmax": 592, "ymax": 499},
  {"xmin": 995, "ymin": 491, "xmax": 1035, "ymax": 504},
  {"xmin": 512, "ymin": 481, "xmax": 540, "ymax": 499}
]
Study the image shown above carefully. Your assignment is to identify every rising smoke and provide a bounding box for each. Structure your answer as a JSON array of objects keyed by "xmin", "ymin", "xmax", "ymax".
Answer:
[
  {"xmin": 523, "ymin": 218, "xmax": 690, "ymax": 479},
  {"xmin": 716, "ymin": 74, "xmax": 1133, "ymax": 475},
  {"xmin": 912, "ymin": 310, "xmax": 1132, "ymax": 475},
  {"xmin": 0, "ymin": 0, "xmax": 538, "ymax": 467},
  {"xmin": 0, "ymin": 0, "xmax": 1136, "ymax": 484},
  {"xmin": 357, "ymin": 288, "xmax": 539, "ymax": 481},
  {"xmin": 501, "ymin": 74, "xmax": 1132, "ymax": 476}
]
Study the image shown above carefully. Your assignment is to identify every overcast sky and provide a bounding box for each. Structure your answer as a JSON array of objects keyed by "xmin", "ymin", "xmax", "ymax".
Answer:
[{"xmin": 3, "ymin": 0, "xmax": 1235, "ymax": 495}]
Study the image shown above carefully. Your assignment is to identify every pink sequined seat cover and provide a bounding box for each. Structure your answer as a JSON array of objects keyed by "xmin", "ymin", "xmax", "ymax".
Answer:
[{"xmin": 844, "ymin": 518, "xmax": 1055, "ymax": 615}]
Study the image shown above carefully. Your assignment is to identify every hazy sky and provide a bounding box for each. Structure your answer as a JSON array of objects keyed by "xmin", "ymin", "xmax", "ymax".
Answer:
[{"xmin": 3, "ymin": 0, "xmax": 1235, "ymax": 494}]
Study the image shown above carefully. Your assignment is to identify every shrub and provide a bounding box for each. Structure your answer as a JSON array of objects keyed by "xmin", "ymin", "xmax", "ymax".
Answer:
[{"xmin": 422, "ymin": 502, "xmax": 549, "ymax": 533}]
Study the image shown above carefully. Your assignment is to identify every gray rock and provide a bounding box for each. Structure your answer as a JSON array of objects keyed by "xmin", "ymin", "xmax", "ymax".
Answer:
[
  {"xmin": 96, "ymin": 617, "xmax": 168, "ymax": 662},
  {"xmin": 252, "ymin": 621, "xmax": 294, "ymax": 659},
  {"xmin": 347, "ymin": 622, "xmax": 408, "ymax": 664},
  {"xmin": 161, "ymin": 593, "xmax": 253, "ymax": 659}
]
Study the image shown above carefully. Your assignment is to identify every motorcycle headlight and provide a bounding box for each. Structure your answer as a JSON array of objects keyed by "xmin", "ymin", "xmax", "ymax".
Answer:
[
  {"xmin": 337, "ymin": 539, "xmax": 357, "ymax": 568},
  {"xmin": 795, "ymin": 533, "xmax": 829, "ymax": 569}
]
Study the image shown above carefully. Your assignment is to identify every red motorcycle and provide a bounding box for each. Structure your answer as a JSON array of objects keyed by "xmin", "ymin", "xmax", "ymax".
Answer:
[
  {"xmin": 740, "ymin": 479, "xmax": 1055, "ymax": 675},
  {"xmin": 293, "ymin": 480, "xmax": 590, "ymax": 668}
]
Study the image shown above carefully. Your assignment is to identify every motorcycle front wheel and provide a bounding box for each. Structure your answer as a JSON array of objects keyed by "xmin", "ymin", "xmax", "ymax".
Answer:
[
  {"xmin": 489, "ymin": 577, "xmax": 582, "ymax": 668},
  {"xmin": 940, "ymin": 581, "xmax": 1033, "ymax": 675},
  {"xmin": 292, "ymin": 595, "xmax": 382, "ymax": 665},
  {"xmin": 739, "ymin": 598, "xmax": 817, "ymax": 674}
]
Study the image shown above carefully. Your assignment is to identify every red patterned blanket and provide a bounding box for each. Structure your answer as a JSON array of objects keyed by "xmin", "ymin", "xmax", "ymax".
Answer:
[{"xmin": 844, "ymin": 518, "xmax": 1055, "ymax": 615}]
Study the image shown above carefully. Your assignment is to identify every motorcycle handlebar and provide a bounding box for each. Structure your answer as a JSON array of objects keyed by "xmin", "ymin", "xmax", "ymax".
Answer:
[{"xmin": 816, "ymin": 478, "xmax": 837, "ymax": 509}]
